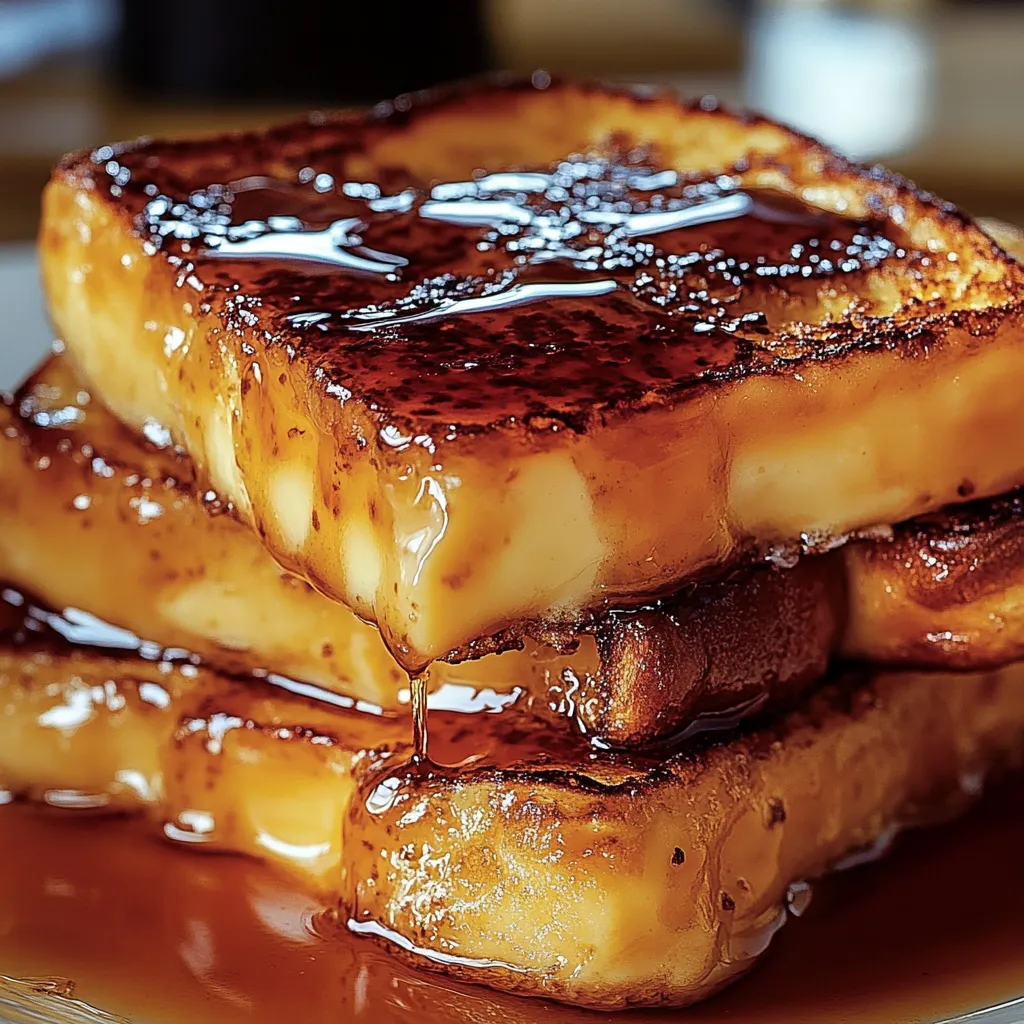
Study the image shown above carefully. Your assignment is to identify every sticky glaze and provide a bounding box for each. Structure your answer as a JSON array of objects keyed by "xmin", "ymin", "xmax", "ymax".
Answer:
[{"xmin": 93, "ymin": 151, "xmax": 921, "ymax": 433}]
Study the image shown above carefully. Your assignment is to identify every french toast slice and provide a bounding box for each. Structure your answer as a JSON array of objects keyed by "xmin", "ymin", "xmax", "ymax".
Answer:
[
  {"xmin": 346, "ymin": 667, "xmax": 1024, "ymax": 1008},
  {"xmin": 0, "ymin": 632, "xmax": 400, "ymax": 889},
  {"xmin": 40, "ymin": 77, "xmax": 1024, "ymax": 668},
  {"xmin": 348, "ymin": 663, "xmax": 1024, "ymax": 1007},
  {"xmin": 9, "ymin": 355, "xmax": 1024, "ymax": 744},
  {"xmin": 1, "ymin": 622, "xmax": 1023, "ymax": 1009},
  {"xmin": 0, "ymin": 356, "xmax": 840, "ymax": 745},
  {"xmin": 843, "ymin": 491, "xmax": 1024, "ymax": 668}
]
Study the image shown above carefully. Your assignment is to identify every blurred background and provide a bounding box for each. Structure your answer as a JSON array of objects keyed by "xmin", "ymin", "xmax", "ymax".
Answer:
[
  {"xmin": 0, "ymin": 0, "xmax": 1022, "ymax": 242},
  {"xmin": 1, "ymin": 0, "xmax": 1023, "ymax": 240}
]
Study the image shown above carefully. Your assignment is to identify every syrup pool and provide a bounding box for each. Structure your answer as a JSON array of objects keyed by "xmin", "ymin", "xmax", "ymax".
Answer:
[{"xmin": 0, "ymin": 783, "xmax": 1022, "ymax": 1023}]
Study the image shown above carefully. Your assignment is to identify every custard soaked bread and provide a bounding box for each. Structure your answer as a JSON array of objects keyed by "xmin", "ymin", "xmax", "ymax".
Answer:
[
  {"xmin": 40, "ymin": 79, "xmax": 1024, "ymax": 668},
  {"xmin": 0, "ymin": 358, "xmax": 839, "ymax": 745},
  {"xmin": 9, "ymin": 354, "xmax": 1024, "ymax": 745},
  {"xmin": 2, "ymin": 608, "xmax": 1023, "ymax": 1009}
]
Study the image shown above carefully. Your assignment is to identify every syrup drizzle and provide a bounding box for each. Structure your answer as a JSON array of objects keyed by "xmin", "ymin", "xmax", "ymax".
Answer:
[
  {"xmin": 204, "ymin": 215, "xmax": 408, "ymax": 275},
  {"xmin": 126, "ymin": 151, "xmax": 917, "ymax": 432},
  {"xmin": 410, "ymin": 670, "xmax": 430, "ymax": 761},
  {"xmin": 143, "ymin": 165, "xmax": 907, "ymax": 339}
]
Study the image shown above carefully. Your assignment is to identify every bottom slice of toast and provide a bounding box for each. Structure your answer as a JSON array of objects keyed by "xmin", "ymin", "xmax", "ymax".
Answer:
[{"xmin": 0, "ymin": 634, "xmax": 1022, "ymax": 1009}]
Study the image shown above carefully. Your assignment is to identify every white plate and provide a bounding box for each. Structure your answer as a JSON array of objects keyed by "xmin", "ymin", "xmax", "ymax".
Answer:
[{"xmin": 0, "ymin": 244, "xmax": 52, "ymax": 390}]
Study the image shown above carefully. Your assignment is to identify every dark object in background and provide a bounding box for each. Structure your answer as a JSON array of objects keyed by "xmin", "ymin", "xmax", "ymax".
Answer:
[{"xmin": 115, "ymin": 0, "xmax": 491, "ymax": 104}]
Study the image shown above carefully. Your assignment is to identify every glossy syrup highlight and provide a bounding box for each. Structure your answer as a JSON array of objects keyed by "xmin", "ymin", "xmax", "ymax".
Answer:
[
  {"xmin": 410, "ymin": 670, "xmax": 430, "ymax": 761},
  {"xmin": 101, "ymin": 140, "xmax": 920, "ymax": 434}
]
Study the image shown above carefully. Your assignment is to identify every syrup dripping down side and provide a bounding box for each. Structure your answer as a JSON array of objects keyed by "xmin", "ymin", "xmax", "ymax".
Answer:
[{"xmin": 410, "ymin": 669, "xmax": 430, "ymax": 761}]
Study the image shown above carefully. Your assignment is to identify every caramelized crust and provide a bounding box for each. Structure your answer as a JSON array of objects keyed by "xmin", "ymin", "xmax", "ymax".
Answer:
[
  {"xmin": 40, "ymin": 77, "xmax": 1024, "ymax": 667},
  {"xmin": 1, "ymin": 634, "xmax": 1022, "ymax": 1008}
]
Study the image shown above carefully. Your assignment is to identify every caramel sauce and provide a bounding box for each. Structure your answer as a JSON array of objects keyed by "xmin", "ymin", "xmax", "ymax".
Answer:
[
  {"xmin": 108, "ymin": 150, "xmax": 916, "ymax": 435},
  {"xmin": 0, "ymin": 788, "xmax": 1022, "ymax": 1023}
]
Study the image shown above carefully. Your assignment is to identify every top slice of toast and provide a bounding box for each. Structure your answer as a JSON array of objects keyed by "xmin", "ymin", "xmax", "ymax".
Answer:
[{"xmin": 40, "ymin": 76, "xmax": 1024, "ymax": 668}]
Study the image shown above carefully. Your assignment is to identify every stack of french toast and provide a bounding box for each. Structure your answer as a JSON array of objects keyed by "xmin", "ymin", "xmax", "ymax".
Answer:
[{"xmin": 3, "ymin": 78, "xmax": 1024, "ymax": 1009}]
